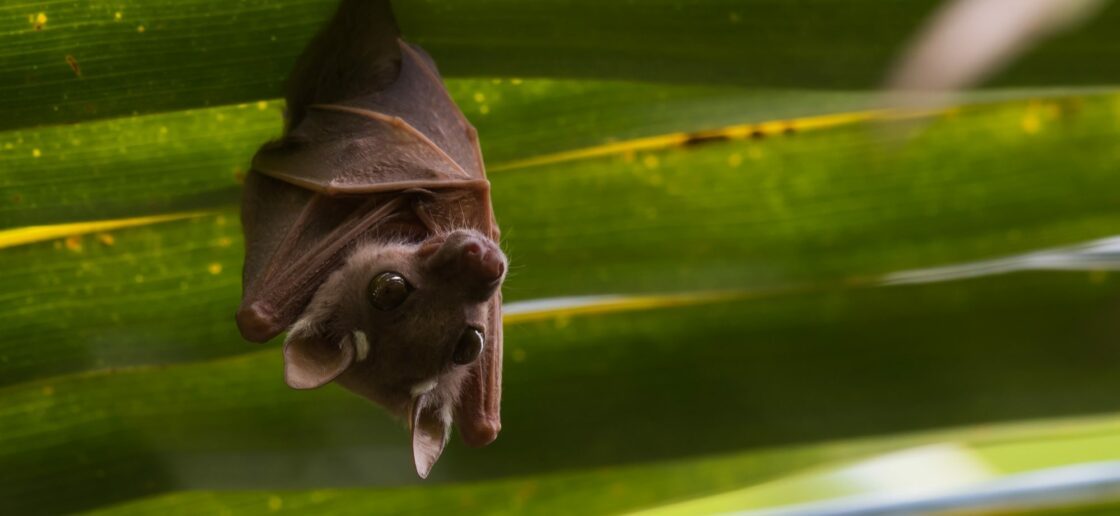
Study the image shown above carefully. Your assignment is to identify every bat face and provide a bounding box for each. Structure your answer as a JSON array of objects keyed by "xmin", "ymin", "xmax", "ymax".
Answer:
[{"xmin": 280, "ymin": 228, "xmax": 506, "ymax": 477}]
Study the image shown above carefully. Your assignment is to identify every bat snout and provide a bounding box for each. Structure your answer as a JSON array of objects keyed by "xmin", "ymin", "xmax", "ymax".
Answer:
[
  {"xmin": 460, "ymin": 241, "xmax": 505, "ymax": 283},
  {"xmin": 425, "ymin": 231, "xmax": 507, "ymax": 290}
]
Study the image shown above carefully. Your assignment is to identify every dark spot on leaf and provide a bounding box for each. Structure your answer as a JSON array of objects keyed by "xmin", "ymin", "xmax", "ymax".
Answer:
[
  {"xmin": 783, "ymin": 124, "xmax": 797, "ymax": 135},
  {"xmin": 750, "ymin": 129, "xmax": 766, "ymax": 139},
  {"xmin": 1058, "ymin": 99, "xmax": 1082, "ymax": 120},
  {"xmin": 65, "ymin": 55, "xmax": 81, "ymax": 77},
  {"xmin": 682, "ymin": 132, "xmax": 730, "ymax": 147}
]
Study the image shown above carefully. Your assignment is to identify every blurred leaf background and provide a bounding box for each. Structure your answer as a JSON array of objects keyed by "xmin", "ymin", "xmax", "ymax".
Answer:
[{"xmin": 2, "ymin": 0, "xmax": 1120, "ymax": 514}]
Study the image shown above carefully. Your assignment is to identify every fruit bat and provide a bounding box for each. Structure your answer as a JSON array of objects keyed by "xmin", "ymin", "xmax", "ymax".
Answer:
[{"xmin": 235, "ymin": 0, "xmax": 506, "ymax": 479}]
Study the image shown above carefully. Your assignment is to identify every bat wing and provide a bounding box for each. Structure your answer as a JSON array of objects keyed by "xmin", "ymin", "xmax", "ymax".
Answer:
[
  {"xmin": 455, "ymin": 291, "xmax": 503, "ymax": 448},
  {"xmin": 252, "ymin": 41, "xmax": 487, "ymax": 195}
]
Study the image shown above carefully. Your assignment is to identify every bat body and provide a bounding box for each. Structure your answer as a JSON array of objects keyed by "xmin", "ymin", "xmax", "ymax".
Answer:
[{"xmin": 236, "ymin": 0, "xmax": 505, "ymax": 478}]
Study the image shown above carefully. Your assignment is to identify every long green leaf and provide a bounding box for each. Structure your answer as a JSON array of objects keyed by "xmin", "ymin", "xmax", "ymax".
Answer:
[
  {"xmin": 4, "ymin": 270, "xmax": 1120, "ymax": 513},
  {"xmin": 4, "ymin": 0, "xmax": 1120, "ymax": 129},
  {"xmin": 5, "ymin": 93, "xmax": 1120, "ymax": 387},
  {"xmin": 5, "ymin": 76, "xmax": 1097, "ymax": 229},
  {"xmin": 86, "ymin": 414, "xmax": 1120, "ymax": 515},
  {"xmin": 6, "ymin": 3, "xmax": 1120, "ymax": 513},
  {"xmin": 0, "ymin": 82, "xmax": 886, "ymax": 229}
]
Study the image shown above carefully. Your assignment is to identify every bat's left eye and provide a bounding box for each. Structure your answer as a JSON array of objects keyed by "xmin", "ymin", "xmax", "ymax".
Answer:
[{"xmin": 369, "ymin": 271, "xmax": 412, "ymax": 311}]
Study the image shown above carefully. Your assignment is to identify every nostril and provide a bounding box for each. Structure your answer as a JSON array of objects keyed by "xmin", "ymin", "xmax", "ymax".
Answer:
[
  {"xmin": 478, "ymin": 254, "xmax": 504, "ymax": 281},
  {"xmin": 450, "ymin": 239, "xmax": 505, "ymax": 283}
]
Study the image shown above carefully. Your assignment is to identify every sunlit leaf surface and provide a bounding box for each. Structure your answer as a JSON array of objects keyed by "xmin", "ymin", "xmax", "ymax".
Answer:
[{"xmin": 79, "ymin": 415, "xmax": 1120, "ymax": 514}]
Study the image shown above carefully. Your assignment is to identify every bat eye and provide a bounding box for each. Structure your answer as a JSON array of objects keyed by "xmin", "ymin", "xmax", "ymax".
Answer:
[
  {"xmin": 453, "ymin": 328, "xmax": 485, "ymax": 365},
  {"xmin": 369, "ymin": 271, "xmax": 412, "ymax": 311}
]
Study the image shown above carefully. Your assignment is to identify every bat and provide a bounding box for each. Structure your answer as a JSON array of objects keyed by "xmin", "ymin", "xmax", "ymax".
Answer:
[{"xmin": 235, "ymin": 0, "xmax": 506, "ymax": 479}]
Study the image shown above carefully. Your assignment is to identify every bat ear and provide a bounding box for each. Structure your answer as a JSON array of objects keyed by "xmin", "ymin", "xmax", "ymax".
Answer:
[
  {"xmin": 410, "ymin": 395, "xmax": 451, "ymax": 479},
  {"xmin": 283, "ymin": 321, "xmax": 355, "ymax": 389}
]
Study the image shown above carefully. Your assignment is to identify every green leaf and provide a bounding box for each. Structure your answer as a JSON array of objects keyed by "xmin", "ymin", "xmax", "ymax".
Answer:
[
  {"xmin": 0, "ymin": 81, "xmax": 882, "ymax": 228},
  {"xmin": 5, "ymin": 0, "xmax": 1120, "ymax": 128},
  {"xmin": 396, "ymin": 0, "xmax": 1120, "ymax": 90},
  {"xmin": 6, "ymin": 75, "xmax": 1096, "ymax": 229},
  {"xmin": 0, "ymin": 211, "xmax": 242, "ymax": 386},
  {"xmin": 5, "ymin": 270, "xmax": 1120, "ymax": 513},
  {"xmin": 73, "ymin": 406, "xmax": 1120, "ymax": 515},
  {"xmin": 6, "ymin": 1, "xmax": 1120, "ymax": 514},
  {"xmin": 5, "ymin": 92, "xmax": 1120, "ymax": 388},
  {"xmin": 0, "ymin": 0, "xmax": 334, "ymax": 130}
]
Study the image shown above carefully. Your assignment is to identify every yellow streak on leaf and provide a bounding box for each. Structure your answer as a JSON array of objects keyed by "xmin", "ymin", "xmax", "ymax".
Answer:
[
  {"xmin": 489, "ymin": 110, "xmax": 899, "ymax": 172},
  {"xmin": 0, "ymin": 212, "xmax": 211, "ymax": 250}
]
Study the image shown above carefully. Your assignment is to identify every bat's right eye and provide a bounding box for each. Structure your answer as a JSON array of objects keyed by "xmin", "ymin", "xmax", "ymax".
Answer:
[
  {"xmin": 452, "ymin": 328, "xmax": 485, "ymax": 365},
  {"xmin": 369, "ymin": 271, "xmax": 412, "ymax": 311}
]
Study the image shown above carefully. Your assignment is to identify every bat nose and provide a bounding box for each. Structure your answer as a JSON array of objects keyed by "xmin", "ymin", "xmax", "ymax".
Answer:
[
  {"xmin": 460, "ymin": 242, "xmax": 505, "ymax": 282},
  {"xmin": 424, "ymin": 230, "xmax": 507, "ymax": 293}
]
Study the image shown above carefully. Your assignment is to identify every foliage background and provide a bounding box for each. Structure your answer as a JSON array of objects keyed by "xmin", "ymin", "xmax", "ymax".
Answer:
[{"xmin": 2, "ymin": 0, "xmax": 1120, "ymax": 513}]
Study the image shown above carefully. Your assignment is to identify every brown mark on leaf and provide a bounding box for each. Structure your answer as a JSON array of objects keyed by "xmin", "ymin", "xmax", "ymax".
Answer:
[
  {"xmin": 682, "ymin": 132, "xmax": 731, "ymax": 148},
  {"xmin": 65, "ymin": 55, "xmax": 82, "ymax": 77},
  {"xmin": 783, "ymin": 123, "xmax": 797, "ymax": 135},
  {"xmin": 65, "ymin": 235, "xmax": 83, "ymax": 252},
  {"xmin": 749, "ymin": 128, "xmax": 767, "ymax": 139},
  {"xmin": 1056, "ymin": 98, "xmax": 1082, "ymax": 123},
  {"xmin": 10, "ymin": 193, "xmax": 23, "ymax": 205}
]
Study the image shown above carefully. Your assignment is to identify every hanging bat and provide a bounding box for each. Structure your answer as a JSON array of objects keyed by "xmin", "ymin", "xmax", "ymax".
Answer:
[{"xmin": 235, "ymin": 0, "xmax": 506, "ymax": 479}]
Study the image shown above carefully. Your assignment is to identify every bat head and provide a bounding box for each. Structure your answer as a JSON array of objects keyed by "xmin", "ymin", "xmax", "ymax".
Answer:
[{"xmin": 280, "ymin": 228, "xmax": 506, "ymax": 478}]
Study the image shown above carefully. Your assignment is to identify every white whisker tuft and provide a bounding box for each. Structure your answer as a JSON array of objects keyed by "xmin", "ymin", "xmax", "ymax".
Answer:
[
  {"xmin": 352, "ymin": 330, "xmax": 370, "ymax": 361},
  {"xmin": 410, "ymin": 378, "xmax": 438, "ymax": 397}
]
